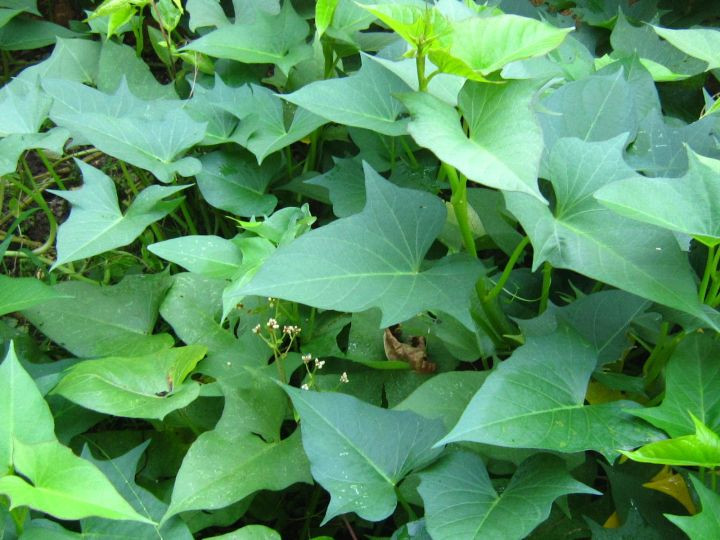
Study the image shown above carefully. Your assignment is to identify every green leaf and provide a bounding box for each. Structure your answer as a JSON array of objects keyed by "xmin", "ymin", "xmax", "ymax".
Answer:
[
  {"xmin": 230, "ymin": 84, "xmax": 326, "ymax": 163},
  {"xmin": 666, "ymin": 475, "xmax": 720, "ymax": 538},
  {"xmin": 0, "ymin": 439, "xmax": 152, "ymax": 523},
  {"xmin": 538, "ymin": 69, "xmax": 638, "ymax": 150},
  {"xmin": 429, "ymin": 14, "xmax": 572, "ymax": 79},
  {"xmin": 80, "ymin": 442, "xmax": 192, "ymax": 539},
  {"xmin": 186, "ymin": 0, "xmax": 229, "ymax": 31},
  {"xmin": 0, "ymin": 75, "xmax": 51, "ymax": 136},
  {"xmin": 0, "ymin": 276, "xmax": 71, "ymax": 316},
  {"xmin": 149, "ymin": 235, "xmax": 243, "ymax": 279},
  {"xmin": 22, "ymin": 274, "xmax": 173, "ymax": 358},
  {"xmin": 0, "ymin": 343, "xmax": 55, "ymax": 472},
  {"xmin": 0, "ymin": 17, "xmax": 81, "ymax": 50},
  {"xmin": 621, "ymin": 414, "xmax": 720, "ymax": 467},
  {"xmin": 196, "ymin": 150, "xmax": 279, "ymax": 216},
  {"xmin": 439, "ymin": 326, "xmax": 662, "ymax": 460},
  {"xmin": 0, "ymin": 128, "xmax": 69, "ymax": 176},
  {"xmin": 630, "ymin": 333, "xmax": 720, "ymax": 437},
  {"xmin": 359, "ymin": 2, "xmax": 449, "ymax": 51},
  {"xmin": 652, "ymin": 25, "xmax": 720, "ymax": 70},
  {"xmin": 595, "ymin": 151, "xmax": 720, "ymax": 246},
  {"xmin": 27, "ymin": 37, "xmax": 100, "ymax": 83},
  {"xmin": 42, "ymin": 78, "xmax": 204, "ymax": 182},
  {"xmin": 394, "ymin": 371, "xmax": 488, "ymax": 429},
  {"xmin": 206, "ymin": 525, "xmax": 281, "ymax": 540},
  {"xmin": 306, "ymin": 157, "xmax": 366, "ymax": 217},
  {"xmin": 232, "ymin": 163, "xmax": 484, "ymax": 328},
  {"xmin": 49, "ymin": 160, "xmax": 187, "ymax": 267},
  {"xmin": 418, "ymin": 451, "xmax": 597, "ymax": 540},
  {"xmin": 285, "ymin": 385, "xmax": 445, "ymax": 523},
  {"xmin": 315, "ymin": 0, "xmax": 338, "ymax": 37},
  {"xmin": 505, "ymin": 136, "xmax": 711, "ymax": 326},
  {"xmin": 283, "ymin": 54, "xmax": 410, "ymax": 137},
  {"xmin": 53, "ymin": 345, "xmax": 206, "ymax": 420},
  {"xmin": 159, "ymin": 273, "xmax": 268, "ymax": 377},
  {"xmin": 400, "ymin": 79, "xmax": 545, "ymax": 201},
  {"xmin": 182, "ymin": 0, "xmax": 312, "ymax": 76},
  {"xmin": 165, "ymin": 370, "xmax": 311, "ymax": 518}
]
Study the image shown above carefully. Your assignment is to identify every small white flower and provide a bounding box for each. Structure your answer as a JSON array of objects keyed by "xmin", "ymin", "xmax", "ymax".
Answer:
[
  {"xmin": 340, "ymin": 372, "xmax": 349, "ymax": 384},
  {"xmin": 252, "ymin": 324, "xmax": 261, "ymax": 334},
  {"xmin": 314, "ymin": 358, "xmax": 325, "ymax": 370},
  {"xmin": 226, "ymin": 361, "xmax": 232, "ymax": 366},
  {"xmin": 301, "ymin": 383, "xmax": 310, "ymax": 390},
  {"xmin": 302, "ymin": 353, "xmax": 312, "ymax": 364},
  {"xmin": 266, "ymin": 318, "xmax": 279, "ymax": 330}
]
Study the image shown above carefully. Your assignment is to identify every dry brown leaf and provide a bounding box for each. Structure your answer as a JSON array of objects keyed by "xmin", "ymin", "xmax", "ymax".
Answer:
[{"xmin": 383, "ymin": 327, "xmax": 436, "ymax": 374}]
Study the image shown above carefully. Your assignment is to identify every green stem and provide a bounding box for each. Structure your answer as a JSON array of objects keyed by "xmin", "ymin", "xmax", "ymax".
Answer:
[
  {"xmin": 400, "ymin": 137, "xmax": 419, "ymax": 168},
  {"xmin": 476, "ymin": 279, "xmax": 515, "ymax": 338},
  {"xmin": 120, "ymin": 162, "xmax": 165, "ymax": 241},
  {"xmin": 539, "ymin": 262, "xmax": 552, "ymax": 314},
  {"xmin": 322, "ymin": 40, "xmax": 335, "ymax": 79},
  {"xmin": 415, "ymin": 52, "xmax": 428, "ymax": 92},
  {"xmin": 443, "ymin": 163, "xmax": 476, "ymax": 258},
  {"xmin": 395, "ymin": 486, "xmax": 417, "ymax": 521},
  {"xmin": 36, "ymin": 149, "xmax": 66, "ymax": 190},
  {"xmin": 699, "ymin": 244, "xmax": 716, "ymax": 301},
  {"xmin": 303, "ymin": 129, "xmax": 320, "ymax": 173},
  {"xmin": 486, "ymin": 236, "xmax": 530, "ymax": 302},
  {"xmin": 178, "ymin": 201, "xmax": 199, "ymax": 235}
]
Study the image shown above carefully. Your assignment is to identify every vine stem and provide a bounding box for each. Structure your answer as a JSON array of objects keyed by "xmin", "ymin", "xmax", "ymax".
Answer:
[
  {"xmin": 699, "ymin": 243, "xmax": 718, "ymax": 302},
  {"xmin": 539, "ymin": 262, "xmax": 552, "ymax": 314},
  {"xmin": 443, "ymin": 163, "xmax": 476, "ymax": 257},
  {"xmin": 486, "ymin": 236, "xmax": 530, "ymax": 302}
]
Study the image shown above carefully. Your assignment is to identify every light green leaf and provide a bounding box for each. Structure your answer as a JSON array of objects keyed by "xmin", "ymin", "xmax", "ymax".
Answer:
[
  {"xmin": 0, "ymin": 276, "xmax": 71, "ymax": 316},
  {"xmin": 0, "ymin": 17, "xmax": 81, "ymax": 50},
  {"xmin": 50, "ymin": 160, "xmax": 187, "ymax": 267},
  {"xmin": 26, "ymin": 37, "xmax": 100, "ymax": 83},
  {"xmin": 0, "ymin": 75, "xmax": 51, "ymax": 136},
  {"xmin": 206, "ymin": 525, "xmax": 281, "ymax": 540},
  {"xmin": 315, "ymin": 0, "xmax": 338, "ymax": 37},
  {"xmin": 186, "ymin": 0, "xmax": 229, "ymax": 31},
  {"xmin": 0, "ymin": 343, "xmax": 55, "ymax": 472},
  {"xmin": 165, "ymin": 370, "xmax": 311, "ymax": 518},
  {"xmin": 621, "ymin": 414, "xmax": 720, "ymax": 467},
  {"xmin": 430, "ymin": 14, "xmax": 572, "ymax": 79},
  {"xmin": 306, "ymin": 157, "xmax": 365, "ymax": 217},
  {"xmin": 538, "ymin": 69, "xmax": 637, "ymax": 150},
  {"xmin": 595, "ymin": 151, "xmax": 720, "ymax": 246},
  {"xmin": 418, "ymin": 451, "xmax": 598, "ymax": 540},
  {"xmin": 80, "ymin": 442, "xmax": 192, "ymax": 539},
  {"xmin": 439, "ymin": 327, "xmax": 662, "ymax": 460},
  {"xmin": 231, "ymin": 84, "xmax": 326, "ymax": 163},
  {"xmin": 0, "ymin": 128, "xmax": 69, "ymax": 176},
  {"xmin": 149, "ymin": 235, "xmax": 243, "ymax": 279},
  {"xmin": 196, "ymin": 150, "xmax": 278, "ymax": 216},
  {"xmin": 42, "ymin": 78, "xmax": 204, "ymax": 182},
  {"xmin": 630, "ymin": 333, "xmax": 720, "ymax": 437},
  {"xmin": 666, "ymin": 475, "xmax": 720, "ymax": 538},
  {"xmin": 53, "ymin": 345, "xmax": 206, "ymax": 420},
  {"xmin": 285, "ymin": 385, "xmax": 445, "ymax": 523},
  {"xmin": 400, "ymin": 79, "xmax": 544, "ymax": 201},
  {"xmin": 0, "ymin": 439, "xmax": 152, "ymax": 523},
  {"xmin": 652, "ymin": 25, "xmax": 720, "ymax": 70},
  {"xmin": 232, "ymin": 163, "xmax": 484, "ymax": 328},
  {"xmin": 505, "ymin": 136, "xmax": 711, "ymax": 325},
  {"xmin": 282, "ymin": 54, "xmax": 410, "ymax": 137},
  {"xmin": 394, "ymin": 371, "xmax": 488, "ymax": 429},
  {"xmin": 182, "ymin": 0, "xmax": 311, "ymax": 75},
  {"xmin": 159, "ymin": 273, "xmax": 269, "ymax": 376},
  {"xmin": 22, "ymin": 274, "xmax": 173, "ymax": 358},
  {"xmin": 359, "ymin": 2, "xmax": 448, "ymax": 51}
]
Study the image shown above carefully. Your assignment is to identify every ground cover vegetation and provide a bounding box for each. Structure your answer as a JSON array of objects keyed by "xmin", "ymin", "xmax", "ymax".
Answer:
[{"xmin": 1, "ymin": 0, "xmax": 720, "ymax": 538}]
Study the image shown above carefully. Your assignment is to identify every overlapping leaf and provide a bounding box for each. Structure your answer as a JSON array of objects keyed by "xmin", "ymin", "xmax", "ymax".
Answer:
[
  {"xmin": 283, "ymin": 54, "xmax": 410, "ymax": 136},
  {"xmin": 652, "ymin": 25, "xmax": 720, "ymax": 71},
  {"xmin": 0, "ymin": 343, "xmax": 55, "ymax": 471},
  {"xmin": 439, "ymin": 326, "xmax": 662, "ymax": 459},
  {"xmin": 0, "ymin": 439, "xmax": 151, "ymax": 523},
  {"xmin": 285, "ymin": 385, "xmax": 445, "ymax": 523},
  {"xmin": 50, "ymin": 160, "xmax": 187, "ymax": 266},
  {"xmin": 42, "ymin": 78, "xmax": 204, "ymax": 182},
  {"xmin": 182, "ymin": 0, "xmax": 312, "ymax": 75},
  {"xmin": 418, "ymin": 451, "xmax": 597, "ymax": 540},
  {"xmin": 0, "ymin": 276, "xmax": 70, "ymax": 316},
  {"xmin": 231, "ymin": 163, "xmax": 484, "ymax": 328},
  {"xmin": 149, "ymin": 235, "xmax": 243, "ymax": 279},
  {"xmin": 505, "ymin": 136, "xmax": 711, "ymax": 325},
  {"xmin": 53, "ymin": 345, "xmax": 206, "ymax": 420},
  {"xmin": 595, "ymin": 150, "xmax": 720, "ymax": 246},
  {"xmin": 630, "ymin": 333, "xmax": 720, "ymax": 437},
  {"xmin": 666, "ymin": 475, "xmax": 720, "ymax": 538},
  {"xmin": 400, "ymin": 79, "xmax": 545, "ymax": 200}
]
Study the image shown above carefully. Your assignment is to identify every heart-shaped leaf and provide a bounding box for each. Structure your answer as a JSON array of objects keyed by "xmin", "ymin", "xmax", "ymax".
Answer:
[{"xmin": 230, "ymin": 163, "xmax": 484, "ymax": 328}]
